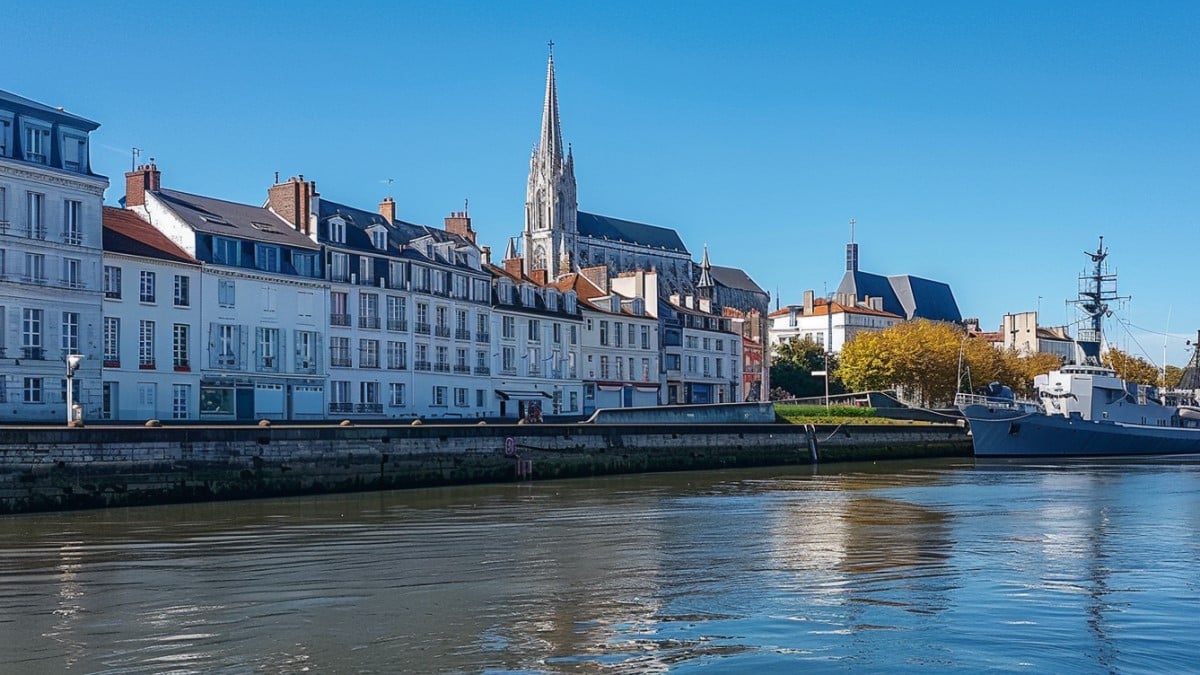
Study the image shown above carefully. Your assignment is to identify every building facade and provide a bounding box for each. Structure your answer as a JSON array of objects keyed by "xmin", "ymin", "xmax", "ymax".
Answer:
[
  {"xmin": 0, "ymin": 90, "xmax": 108, "ymax": 421},
  {"xmin": 768, "ymin": 290, "xmax": 904, "ymax": 354}
]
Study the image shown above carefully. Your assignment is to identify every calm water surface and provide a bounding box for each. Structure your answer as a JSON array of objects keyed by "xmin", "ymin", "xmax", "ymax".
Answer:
[{"xmin": 2, "ymin": 457, "xmax": 1200, "ymax": 673}]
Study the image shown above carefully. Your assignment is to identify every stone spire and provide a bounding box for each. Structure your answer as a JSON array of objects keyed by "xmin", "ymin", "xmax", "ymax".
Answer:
[
  {"xmin": 540, "ymin": 46, "xmax": 564, "ymax": 172},
  {"xmin": 558, "ymin": 230, "xmax": 571, "ymax": 274},
  {"xmin": 697, "ymin": 244, "xmax": 715, "ymax": 289},
  {"xmin": 504, "ymin": 236, "xmax": 518, "ymax": 261}
]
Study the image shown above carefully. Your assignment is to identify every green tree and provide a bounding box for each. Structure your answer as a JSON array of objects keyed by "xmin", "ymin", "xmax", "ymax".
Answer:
[{"xmin": 770, "ymin": 337, "xmax": 841, "ymax": 398}]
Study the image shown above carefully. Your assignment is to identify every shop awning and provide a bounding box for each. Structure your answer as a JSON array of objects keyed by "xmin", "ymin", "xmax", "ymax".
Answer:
[{"xmin": 494, "ymin": 389, "xmax": 553, "ymax": 400}]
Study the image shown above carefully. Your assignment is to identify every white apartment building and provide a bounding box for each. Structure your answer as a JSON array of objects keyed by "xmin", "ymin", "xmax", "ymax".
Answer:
[
  {"xmin": 554, "ymin": 270, "xmax": 660, "ymax": 413},
  {"xmin": 488, "ymin": 260, "xmax": 583, "ymax": 420},
  {"xmin": 100, "ymin": 207, "xmax": 201, "ymax": 421},
  {"xmin": 125, "ymin": 165, "xmax": 328, "ymax": 421},
  {"xmin": 0, "ymin": 89, "xmax": 108, "ymax": 422},
  {"xmin": 768, "ymin": 290, "xmax": 903, "ymax": 353}
]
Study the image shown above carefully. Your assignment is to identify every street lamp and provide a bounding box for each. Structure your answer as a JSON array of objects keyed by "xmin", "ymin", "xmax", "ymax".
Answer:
[{"xmin": 65, "ymin": 354, "xmax": 83, "ymax": 425}]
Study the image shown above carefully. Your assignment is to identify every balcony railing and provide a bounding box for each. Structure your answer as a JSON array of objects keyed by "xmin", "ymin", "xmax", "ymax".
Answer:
[
  {"xmin": 414, "ymin": 360, "xmax": 432, "ymax": 372},
  {"xmin": 387, "ymin": 319, "xmax": 408, "ymax": 332},
  {"xmin": 22, "ymin": 347, "xmax": 44, "ymax": 360},
  {"xmin": 387, "ymin": 359, "xmax": 407, "ymax": 370},
  {"xmin": 355, "ymin": 403, "xmax": 383, "ymax": 414},
  {"xmin": 104, "ymin": 289, "xmax": 121, "ymax": 299},
  {"xmin": 434, "ymin": 325, "xmax": 451, "ymax": 338},
  {"xmin": 329, "ymin": 402, "xmax": 354, "ymax": 414},
  {"xmin": 474, "ymin": 365, "xmax": 490, "ymax": 375},
  {"xmin": 414, "ymin": 322, "xmax": 431, "ymax": 335},
  {"xmin": 455, "ymin": 329, "xmax": 471, "ymax": 341},
  {"xmin": 296, "ymin": 360, "xmax": 318, "ymax": 374},
  {"xmin": 358, "ymin": 316, "xmax": 381, "ymax": 330},
  {"xmin": 28, "ymin": 225, "xmax": 46, "ymax": 239},
  {"xmin": 527, "ymin": 365, "xmax": 542, "ymax": 377},
  {"xmin": 434, "ymin": 362, "xmax": 451, "ymax": 373},
  {"xmin": 330, "ymin": 350, "xmax": 352, "ymax": 368},
  {"xmin": 475, "ymin": 332, "xmax": 490, "ymax": 344},
  {"xmin": 330, "ymin": 313, "xmax": 351, "ymax": 327},
  {"xmin": 359, "ymin": 355, "xmax": 380, "ymax": 368},
  {"xmin": 453, "ymin": 364, "xmax": 471, "ymax": 374}
]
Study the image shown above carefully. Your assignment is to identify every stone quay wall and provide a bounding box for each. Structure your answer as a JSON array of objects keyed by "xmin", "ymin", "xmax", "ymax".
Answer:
[{"xmin": 0, "ymin": 423, "xmax": 971, "ymax": 514}]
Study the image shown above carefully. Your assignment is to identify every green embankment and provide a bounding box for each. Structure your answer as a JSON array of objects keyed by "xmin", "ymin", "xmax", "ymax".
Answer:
[{"xmin": 775, "ymin": 404, "xmax": 897, "ymax": 425}]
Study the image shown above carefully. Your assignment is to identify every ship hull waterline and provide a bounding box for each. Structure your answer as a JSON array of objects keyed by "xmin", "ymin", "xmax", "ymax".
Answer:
[{"xmin": 960, "ymin": 404, "xmax": 1200, "ymax": 458}]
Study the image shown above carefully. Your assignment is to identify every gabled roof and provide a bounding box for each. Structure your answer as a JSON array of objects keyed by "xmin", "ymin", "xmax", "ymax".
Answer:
[
  {"xmin": 710, "ymin": 264, "xmax": 766, "ymax": 295},
  {"xmin": 836, "ymin": 269, "xmax": 960, "ymax": 322},
  {"xmin": 836, "ymin": 270, "xmax": 901, "ymax": 315},
  {"xmin": 155, "ymin": 188, "xmax": 319, "ymax": 250},
  {"xmin": 576, "ymin": 211, "xmax": 688, "ymax": 253},
  {"xmin": 103, "ymin": 207, "xmax": 198, "ymax": 265},
  {"xmin": 773, "ymin": 298, "xmax": 903, "ymax": 321},
  {"xmin": 552, "ymin": 272, "xmax": 640, "ymax": 315},
  {"xmin": 317, "ymin": 198, "xmax": 477, "ymax": 269}
]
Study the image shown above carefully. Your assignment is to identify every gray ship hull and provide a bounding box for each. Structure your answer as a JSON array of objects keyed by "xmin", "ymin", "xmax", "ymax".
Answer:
[{"xmin": 961, "ymin": 404, "xmax": 1200, "ymax": 457}]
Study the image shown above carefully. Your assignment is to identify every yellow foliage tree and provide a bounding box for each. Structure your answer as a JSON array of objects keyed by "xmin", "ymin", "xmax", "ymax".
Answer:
[{"xmin": 1103, "ymin": 347, "xmax": 1162, "ymax": 385}]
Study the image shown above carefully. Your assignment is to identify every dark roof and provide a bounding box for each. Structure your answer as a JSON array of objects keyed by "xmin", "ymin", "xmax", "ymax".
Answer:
[
  {"xmin": 576, "ymin": 211, "xmax": 688, "ymax": 253},
  {"xmin": 102, "ymin": 207, "xmax": 197, "ymax": 265},
  {"xmin": 836, "ymin": 269, "xmax": 961, "ymax": 322},
  {"xmin": 887, "ymin": 275, "xmax": 962, "ymax": 322},
  {"xmin": 155, "ymin": 189, "xmax": 319, "ymax": 250},
  {"xmin": 710, "ymin": 264, "xmax": 766, "ymax": 295},
  {"xmin": 317, "ymin": 198, "xmax": 477, "ymax": 270},
  {"xmin": 0, "ymin": 88, "xmax": 100, "ymax": 130}
]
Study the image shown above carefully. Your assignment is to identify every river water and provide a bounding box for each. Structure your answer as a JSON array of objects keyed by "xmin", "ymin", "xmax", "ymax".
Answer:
[{"xmin": 2, "ymin": 457, "xmax": 1200, "ymax": 673}]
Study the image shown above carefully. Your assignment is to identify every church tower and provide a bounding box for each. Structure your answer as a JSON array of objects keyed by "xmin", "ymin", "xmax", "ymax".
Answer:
[{"xmin": 523, "ymin": 44, "xmax": 578, "ymax": 280}]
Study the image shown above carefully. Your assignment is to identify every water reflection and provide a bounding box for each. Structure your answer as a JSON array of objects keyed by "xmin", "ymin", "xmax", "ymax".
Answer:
[{"xmin": 1, "ymin": 459, "xmax": 1199, "ymax": 672}]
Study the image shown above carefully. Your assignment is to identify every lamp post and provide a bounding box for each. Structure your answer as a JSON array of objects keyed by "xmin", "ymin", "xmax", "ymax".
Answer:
[{"xmin": 65, "ymin": 354, "xmax": 83, "ymax": 425}]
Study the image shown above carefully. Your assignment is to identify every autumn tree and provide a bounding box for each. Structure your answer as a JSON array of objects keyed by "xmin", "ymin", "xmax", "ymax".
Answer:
[{"xmin": 1103, "ymin": 347, "xmax": 1161, "ymax": 385}]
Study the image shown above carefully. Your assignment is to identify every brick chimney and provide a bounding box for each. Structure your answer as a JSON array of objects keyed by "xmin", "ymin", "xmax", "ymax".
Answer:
[
  {"xmin": 581, "ymin": 265, "xmax": 609, "ymax": 293},
  {"xmin": 379, "ymin": 197, "xmax": 396, "ymax": 225},
  {"xmin": 480, "ymin": 245, "xmax": 491, "ymax": 266},
  {"xmin": 443, "ymin": 211, "xmax": 476, "ymax": 244},
  {"xmin": 267, "ymin": 175, "xmax": 318, "ymax": 236},
  {"xmin": 503, "ymin": 257, "xmax": 524, "ymax": 279},
  {"xmin": 529, "ymin": 269, "xmax": 547, "ymax": 286},
  {"xmin": 803, "ymin": 290, "xmax": 814, "ymax": 315},
  {"xmin": 124, "ymin": 163, "xmax": 161, "ymax": 208}
]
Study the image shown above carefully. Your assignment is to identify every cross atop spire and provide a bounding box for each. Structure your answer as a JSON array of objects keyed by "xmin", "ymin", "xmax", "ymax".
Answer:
[{"xmin": 548, "ymin": 39, "xmax": 554, "ymax": 55}]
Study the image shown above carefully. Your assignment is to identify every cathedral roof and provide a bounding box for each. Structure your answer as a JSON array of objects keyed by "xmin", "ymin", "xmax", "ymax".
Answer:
[
  {"xmin": 710, "ymin": 264, "xmax": 765, "ymax": 295},
  {"xmin": 835, "ymin": 269, "xmax": 961, "ymax": 323},
  {"xmin": 576, "ymin": 211, "xmax": 688, "ymax": 253}
]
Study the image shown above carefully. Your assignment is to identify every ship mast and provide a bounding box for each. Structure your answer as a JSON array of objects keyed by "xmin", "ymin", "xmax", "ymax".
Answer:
[{"xmin": 1072, "ymin": 236, "xmax": 1126, "ymax": 365}]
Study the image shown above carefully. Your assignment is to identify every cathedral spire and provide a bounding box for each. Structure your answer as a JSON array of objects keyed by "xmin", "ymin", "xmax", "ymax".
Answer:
[
  {"xmin": 504, "ymin": 236, "xmax": 518, "ymax": 261},
  {"xmin": 539, "ymin": 43, "xmax": 564, "ymax": 170}
]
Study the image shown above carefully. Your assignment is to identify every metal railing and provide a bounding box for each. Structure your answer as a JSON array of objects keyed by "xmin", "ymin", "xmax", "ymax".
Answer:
[
  {"xmin": 953, "ymin": 392, "xmax": 1042, "ymax": 413},
  {"xmin": 387, "ymin": 319, "xmax": 407, "ymax": 332},
  {"xmin": 414, "ymin": 322, "xmax": 431, "ymax": 335},
  {"xmin": 414, "ymin": 360, "xmax": 432, "ymax": 371},
  {"xmin": 475, "ymin": 332, "xmax": 490, "ymax": 344},
  {"xmin": 434, "ymin": 325, "xmax": 451, "ymax": 338},
  {"xmin": 455, "ymin": 329, "xmax": 471, "ymax": 340},
  {"xmin": 330, "ymin": 313, "xmax": 351, "ymax": 327},
  {"xmin": 358, "ymin": 316, "xmax": 381, "ymax": 330}
]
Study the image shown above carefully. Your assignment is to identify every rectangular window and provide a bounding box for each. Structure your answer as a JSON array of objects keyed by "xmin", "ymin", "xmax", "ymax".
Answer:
[
  {"xmin": 292, "ymin": 251, "xmax": 317, "ymax": 277},
  {"xmin": 358, "ymin": 256, "xmax": 374, "ymax": 284},
  {"xmin": 386, "ymin": 296, "xmax": 407, "ymax": 331},
  {"xmin": 387, "ymin": 340, "xmax": 407, "ymax": 369},
  {"xmin": 476, "ymin": 389, "xmax": 486, "ymax": 408},
  {"xmin": 359, "ymin": 293, "xmax": 379, "ymax": 329},
  {"xmin": 433, "ymin": 385, "xmax": 447, "ymax": 406},
  {"xmin": 173, "ymin": 275, "xmax": 190, "ymax": 306},
  {"xmin": 570, "ymin": 325, "xmax": 578, "ymax": 345},
  {"xmin": 502, "ymin": 316, "xmax": 515, "ymax": 339},
  {"xmin": 454, "ymin": 387, "xmax": 468, "ymax": 407},
  {"xmin": 24, "ymin": 252, "xmax": 45, "ymax": 283},
  {"xmin": 101, "ymin": 381, "xmax": 116, "ymax": 419},
  {"xmin": 103, "ymin": 265, "xmax": 122, "ymax": 297},
  {"xmin": 296, "ymin": 330, "xmax": 317, "ymax": 372},
  {"xmin": 24, "ymin": 125, "xmax": 48, "ymax": 163},
  {"xmin": 477, "ymin": 312, "xmax": 489, "ymax": 336},
  {"xmin": 502, "ymin": 346, "xmax": 516, "ymax": 373},
  {"xmin": 139, "ymin": 271, "xmax": 156, "ymax": 303},
  {"xmin": 63, "ymin": 258, "xmax": 81, "ymax": 289},
  {"xmin": 615, "ymin": 322, "xmax": 623, "ymax": 347},
  {"xmin": 61, "ymin": 312, "xmax": 79, "ymax": 353},
  {"xmin": 389, "ymin": 382, "xmax": 406, "ymax": 406},
  {"xmin": 212, "ymin": 237, "xmax": 240, "ymax": 265},
  {"xmin": 63, "ymin": 136, "xmax": 85, "ymax": 172},
  {"xmin": 600, "ymin": 321, "xmax": 609, "ymax": 346},
  {"xmin": 173, "ymin": 324, "xmax": 190, "ymax": 369},
  {"xmin": 26, "ymin": 192, "xmax": 44, "ymax": 239},
  {"xmin": 254, "ymin": 244, "xmax": 280, "ymax": 272},
  {"xmin": 23, "ymin": 377, "xmax": 43, "ymax": 403},
  {"xmin": 328, "ymin": 220, "xmax": 346, "ymax": 244},
  {"xmin": 139, "ymin": 320, "xmax": 155, "ymax": 368},
  {"xmin": 360, "ymin": 381, "xmax": 379, "ymax": 406},
  {"xmin": 629, "ymin": 323, "xmax": 637, "ymax": 347},
  {"xmin": 22, "ymin": 308, "xmax": 42, "ymax": 358},
  {"xmin": 359, "ymin": 339, "xmax": 379, "ymax": 368},
  {"xmin": 330, "ymin": 380, "xmax": 350, "ymax": 404},
  {"xmin": 63, "ymin": 200, "xmax": 81, "ymax": 245},
  {"xmin": 104, "ymin": 317, "xmax": 120, "ymax": 365},
  {"xmin": 528, "ymin": 319, "xmax": 540, "ymax": 343},
  {"xmin": 330, "ymin": 336, "xmax": 351, "ymax": 367},
  {"xmin": 553, "ymin": 323, "xmax": 562, "ymax": 344},
  {"xmin": 330, "ymin": 252, "xmax": 349, "ymax": 282},
  {"xmin": 172, "ymin": 384, "xmax": 190, "ymax": 419},
  {"xmin": 257, "ymin": 327, "xmax": 280, "ymax": 371},
  {"xmin": 218, "ymin": 279, "xmax": 235, "ymax": 307}
]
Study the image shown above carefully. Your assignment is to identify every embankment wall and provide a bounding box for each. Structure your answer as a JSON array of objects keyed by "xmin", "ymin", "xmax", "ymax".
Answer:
[{"xmin": 0, "ymin": 423, "xmax": 970, "ymax": 513}]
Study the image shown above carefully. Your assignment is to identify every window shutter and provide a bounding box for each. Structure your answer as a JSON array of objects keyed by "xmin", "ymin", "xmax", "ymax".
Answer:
[
  {"xmin": 278, "ymin": 330, "xmax": 287, "ymax": 370},
  {"xmin": 238, "ymin": 326, "xmax": 248, "ymax": 367}
]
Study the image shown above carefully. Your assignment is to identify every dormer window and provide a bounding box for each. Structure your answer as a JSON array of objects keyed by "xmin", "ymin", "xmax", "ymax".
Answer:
[
  {"xmin": 545, "ymin": 289, "xmax": 558, "ymax": 312},
  {"xmin": 631, "ymin": 297, "xmax": 644, "ymax": 316},
  {"xmin": 370, "ymin": 228, "xmax": 388, "ymax": 250},
  {"xmin": 498, "ymin": 279, "xmax": 513, "ymax": 304},
  {"xmin": 21, "ymin": 121, "xmax": 50, "ymax": 164},
  {"xmin": 61, "ymin": 133, "xmax": 86, "ymax": 172},
  {"xmin": 328, "ymin": 218, "xmax": 346, "ymax": 244},
  {"xmin": 0, "ymin": 114, "xmax": 11, "ymax": 157},
  {"xmin": 564, "ymin": 291, "xmax": 577, "ymax": 313},
  {"xmin": 521, "ymin": 286, "xmax": 535, "ymax": 306}
]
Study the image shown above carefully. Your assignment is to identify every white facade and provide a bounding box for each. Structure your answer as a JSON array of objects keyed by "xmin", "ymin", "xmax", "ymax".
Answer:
[
  {"xmin": 769, "ymin": 296, "xmax": 903, "ymax": 354},
  {"xmin": 0, "ymin": 93, "xmax": 108, "ymax": 422},
  {"xmin": 577, "ymin": 296, "xmax": 661, "ymax": 413},
  {"xmin": 100, "ymin": 253, "xmax": 201, "ymax": 421}
]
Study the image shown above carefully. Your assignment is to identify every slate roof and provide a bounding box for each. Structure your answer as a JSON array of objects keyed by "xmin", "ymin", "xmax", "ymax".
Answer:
[
  {"xmin": 155, "ymin": 189, "xmax": 319, "ymax": 250},
  {"xmin": 576, "ymin": 211, "xmax": 688, "ymax": 253},
  {"xmin": 317, "ymin": 198, "xmax": 477, "ymax": 269},
  {"xmin": 710, "ymin": 264, "xmax": 766, "ymax": 295},
  {"xmin": 0, "ymin": 88, "xmax": 99, "ymax": 130},
  {"xmin": 836, "ymin": 269, "xmax": 961, "ymax": 322},
  {"xmin": 102, "ymin": 207, "xmax": 197, "ymax": 265}
]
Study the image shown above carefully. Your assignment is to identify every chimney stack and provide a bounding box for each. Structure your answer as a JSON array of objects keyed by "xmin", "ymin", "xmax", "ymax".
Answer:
[
  {"xmin": 503, "ymin": 257, "xmax": 524, "ymax": 279},
  {"xmin": 379, "ymin": 197, "xmax": 396, "ymax": 225},
  {"xmin": 803, "ymin": 290, "xmax": 814, "ymax": 314},
  {"xmin": 124, "ymin": 163, "xmax": 161, "ymax": 208},
  {"xmin": 267, "ymin": 175, "xmax": 319, "ymax": 236},
  {"xmin": 443, "ymin": 211, "xmax": 476, "ymax": 244},
  {"xmin": 481, "ymin": 245, "xmax": 492, "ymax": 266},
  {"xmin": 581, "ymin": 265, "xmax": 609, "ymax": 293}
]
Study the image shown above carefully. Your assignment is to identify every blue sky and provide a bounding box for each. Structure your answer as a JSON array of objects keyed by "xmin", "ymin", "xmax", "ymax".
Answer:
[{"xmin": 6, "ymin": 1, "xmax": 1199, "ymax": 364}]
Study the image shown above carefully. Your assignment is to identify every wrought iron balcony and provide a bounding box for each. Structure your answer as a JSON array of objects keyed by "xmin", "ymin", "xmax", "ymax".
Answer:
[{"xmin": 330, "ymin": 313, "xmax": 351, "ymax": 327}]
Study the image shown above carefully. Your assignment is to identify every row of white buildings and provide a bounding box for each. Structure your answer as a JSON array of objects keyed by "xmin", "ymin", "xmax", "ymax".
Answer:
[{"xmin": 0, "ymin": 86, "xmax": 744, "ymax": 423}]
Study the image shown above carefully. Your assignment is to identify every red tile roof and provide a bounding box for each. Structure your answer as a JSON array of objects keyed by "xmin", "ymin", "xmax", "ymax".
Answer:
[{"xmin": 102, "ymin": 207, "xmax": 197, "ymax": 265}]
